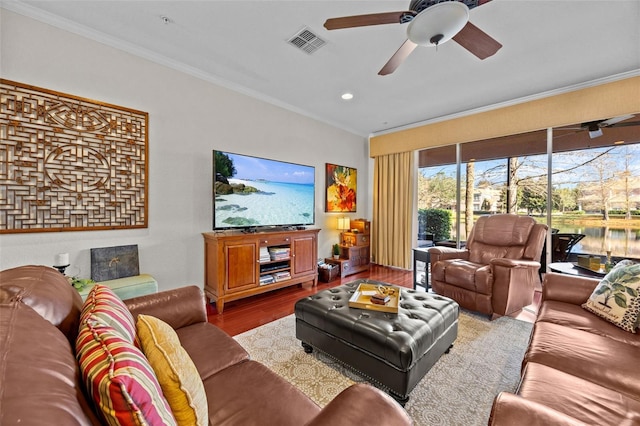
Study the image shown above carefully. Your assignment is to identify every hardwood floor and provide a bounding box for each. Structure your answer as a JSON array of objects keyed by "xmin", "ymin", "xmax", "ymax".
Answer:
[{"xmin": 206, "ymin": 264, "xmax": 540, "ymax": 336}]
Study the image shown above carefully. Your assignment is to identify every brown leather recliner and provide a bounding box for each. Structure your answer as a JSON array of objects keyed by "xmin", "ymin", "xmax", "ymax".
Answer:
[{"xmin": 428, "ymin": 214, "xmax": 547, "ymax": 319}]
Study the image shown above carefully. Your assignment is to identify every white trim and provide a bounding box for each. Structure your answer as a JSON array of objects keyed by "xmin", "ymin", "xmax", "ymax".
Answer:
[{"xmin": 1, "ymin": 2, "xmax": 364, "ymax": 136}]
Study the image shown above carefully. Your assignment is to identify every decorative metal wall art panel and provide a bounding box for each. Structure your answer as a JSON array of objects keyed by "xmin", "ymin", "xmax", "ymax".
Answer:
[
  {"xmin": 91, "ymin": 244, "xmax": 140, "ymax": 282},
  {"xmin": 0, "ymin": 79, "xmax": 148, "ymax": 233}
]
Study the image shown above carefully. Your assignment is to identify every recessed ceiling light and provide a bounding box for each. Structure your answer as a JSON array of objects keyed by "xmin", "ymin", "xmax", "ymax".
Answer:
[
  {"xmin": 160, "ymin": 15, "xmax": 172, "ymax": 25},
  {"xmin": 341, "ymin": 92, "xmax": 354, "ymax": 100}
]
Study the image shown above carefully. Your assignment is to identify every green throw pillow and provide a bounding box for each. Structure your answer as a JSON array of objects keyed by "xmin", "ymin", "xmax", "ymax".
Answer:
[{"xmin": 582, "ymin": 261, "xmax": 640, "ymax": 333}]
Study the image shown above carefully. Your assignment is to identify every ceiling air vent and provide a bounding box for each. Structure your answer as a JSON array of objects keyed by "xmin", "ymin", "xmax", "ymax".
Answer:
[{"xmin": 287, "ymin": 27, "xmax": 326, "ymax": 55}]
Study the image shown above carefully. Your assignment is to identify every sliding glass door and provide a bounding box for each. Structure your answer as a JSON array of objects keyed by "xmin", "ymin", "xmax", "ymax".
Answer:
[{"xmin": 417, "ymin": 122, "xmax": 640, "ymax": 262}]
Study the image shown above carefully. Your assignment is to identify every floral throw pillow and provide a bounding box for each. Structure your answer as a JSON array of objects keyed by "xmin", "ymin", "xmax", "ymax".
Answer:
[{"xmin": 582, "ymin": 261, "xmax": 640, "ymax": 333}]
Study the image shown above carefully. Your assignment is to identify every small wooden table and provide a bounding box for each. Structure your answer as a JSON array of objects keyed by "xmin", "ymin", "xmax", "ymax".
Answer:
[{"xmin": 548, "ymin": 262, "xmax": 605, "ymax": 279}]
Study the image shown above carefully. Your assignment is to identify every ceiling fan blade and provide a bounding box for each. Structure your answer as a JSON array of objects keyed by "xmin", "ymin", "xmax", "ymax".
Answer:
[
  {"xmin": 601, "ymin": 114, "xmax": 635, "ymax": 127},
  {"xmin": 324, "ymin": 11, "xmax": 415, "ymax": 30},
  {"xmin": 608, "ymin": 120, "xmax": 640, "ymax": 128},
  {"xmin": 452, "ymin": 21, "xmax": 502, "ymax": 60},
  {"xmin": 378, "ymin": 39, "xmax": 418, "ymax": 76}
]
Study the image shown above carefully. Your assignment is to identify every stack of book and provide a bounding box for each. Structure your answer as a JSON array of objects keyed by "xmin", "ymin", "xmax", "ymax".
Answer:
[
  {"xmin": 259, "ymin": 247, "xmax": 271, "ymax": 263},
  {"xmin": 269, "ymin": 247, "xmax": 290, "ymax": 261},
  {"xmin": 259, "ymin": 275, "xmax": 275, "ymax": 286},
  {"xmin": 274, "ymin": 271, "xmax": 291, "ymax": 282}
]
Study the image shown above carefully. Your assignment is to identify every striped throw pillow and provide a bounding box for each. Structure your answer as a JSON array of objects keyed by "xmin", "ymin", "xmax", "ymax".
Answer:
[
  {"xmin": 81, "ymin": 284, "xmax": 138, "ymax": 344},
  {"xmin": 76, "ymin": 318, "xmax": 177, "ymax": 426}
]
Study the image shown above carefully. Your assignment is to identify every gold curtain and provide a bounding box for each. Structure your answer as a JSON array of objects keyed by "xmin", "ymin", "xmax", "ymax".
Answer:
[{"xmin": 372, "ymin": 151, "xmax": 415, "ymax": 269}]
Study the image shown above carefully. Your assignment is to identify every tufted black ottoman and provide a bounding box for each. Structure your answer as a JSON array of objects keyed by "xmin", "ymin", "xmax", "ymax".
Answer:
[{"xmin": 294, "ymin": 279, "xmax": 459, "ymax": 404}]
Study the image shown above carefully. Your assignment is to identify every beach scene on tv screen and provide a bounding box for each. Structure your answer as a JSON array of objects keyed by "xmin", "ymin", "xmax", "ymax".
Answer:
[{"xmin": 214, "ymin": 152, "xmax": 315, "ymax": 228}]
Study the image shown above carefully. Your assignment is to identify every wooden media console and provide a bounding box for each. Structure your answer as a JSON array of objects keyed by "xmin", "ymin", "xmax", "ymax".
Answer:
[{"xmin": 203, "ymin": 228, "xmax": 320, "ymax": 313}]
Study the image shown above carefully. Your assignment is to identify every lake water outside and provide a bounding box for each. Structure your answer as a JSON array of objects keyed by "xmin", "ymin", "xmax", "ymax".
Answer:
[
  {"xmin": 450, "ymin": 218, "xmax": 640, "ymax": 259},
  {"xmin": 552, "ymin": 224, "xmax": 640, "ymax": 259}
]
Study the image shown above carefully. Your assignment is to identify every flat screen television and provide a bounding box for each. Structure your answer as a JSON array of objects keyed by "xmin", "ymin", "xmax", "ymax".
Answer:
[{"xmin": 212, "ymin": 150, "xmax": 315, "ymax": 230}]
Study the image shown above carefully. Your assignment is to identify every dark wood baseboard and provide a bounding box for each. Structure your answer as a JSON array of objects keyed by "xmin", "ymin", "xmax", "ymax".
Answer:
[{"xmin": 206, "ymin": 264, "xmax": 539, "ymax": 336}]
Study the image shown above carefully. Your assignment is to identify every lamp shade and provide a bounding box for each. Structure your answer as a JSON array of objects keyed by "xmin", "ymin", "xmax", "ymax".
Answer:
[
  {"xmin": 337, "ymin": 217, "xmax": 351, "ymax": 231},
  {"xmin": 407, "ymin": 2, "xmax": 469, "ymax": 47}
]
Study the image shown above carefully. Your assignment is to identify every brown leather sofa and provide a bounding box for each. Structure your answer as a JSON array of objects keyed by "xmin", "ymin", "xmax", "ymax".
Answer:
[
  {"xmin": 428, "ymin": 214, "xmax": 547, "ymax": 318},
  {"xmin": 0, "ymin": 265, "xmax": 412, "ymax": 426},
  {"xmin": 489, "ymin": 272, "xmax": 640, "ymax": 425}
]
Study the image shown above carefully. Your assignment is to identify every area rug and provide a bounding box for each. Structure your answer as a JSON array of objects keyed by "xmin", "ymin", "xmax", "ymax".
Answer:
[{"xmin": 234, "ymin": 311, "xmax": 533, "ymax": 426}]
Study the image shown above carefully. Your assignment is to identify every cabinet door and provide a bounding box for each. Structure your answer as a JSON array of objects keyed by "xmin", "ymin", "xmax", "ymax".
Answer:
[
  {"xmin": 359, "ymin": 246, "xmax": 370, "ymax": 266},
  {"xmin": 349, "ymin": 246, "xmax": 370, "ymax": 267},
  {"xmin": 291, "ymin": 234, "xmax": 316, "ymax": 277},
  {"xmin": 225, "ymin": 240, "xmax": 259, "ymax": 292}
]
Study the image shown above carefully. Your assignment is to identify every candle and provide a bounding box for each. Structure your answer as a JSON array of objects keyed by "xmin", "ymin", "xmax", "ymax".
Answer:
[{"xmin": 55, "ymin": 253, "xmax": 69, "ymax": 266}]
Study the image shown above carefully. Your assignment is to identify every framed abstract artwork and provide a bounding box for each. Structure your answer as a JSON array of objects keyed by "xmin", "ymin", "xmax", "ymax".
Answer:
[{"xmin": 325, "ymin": 163, "xmax": 356, "ymax": 212}]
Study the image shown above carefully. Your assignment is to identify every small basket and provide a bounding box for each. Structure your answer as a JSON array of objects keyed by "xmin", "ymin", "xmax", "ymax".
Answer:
[{"xmin": 318, "ymin": 264, "xmax": 339, "ymax": 282}]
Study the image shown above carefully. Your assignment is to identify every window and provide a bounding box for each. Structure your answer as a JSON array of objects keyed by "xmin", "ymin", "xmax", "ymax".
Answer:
[{"xmin": 417, "ymin": 124, "xmax": 640, "ymax": 260}]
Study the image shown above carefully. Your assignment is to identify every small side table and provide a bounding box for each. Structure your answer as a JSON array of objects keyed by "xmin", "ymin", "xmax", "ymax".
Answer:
[
  {"xmin": 435, "ymin": 240, "xmax": 466, "ymax": 249},
  {"xmin": 412, "ymin": 247, "xmax": 431, "ymax": 291},
  {"xmin": 548, "ymin": 262, "xmax": 605, "ymax": 279}
]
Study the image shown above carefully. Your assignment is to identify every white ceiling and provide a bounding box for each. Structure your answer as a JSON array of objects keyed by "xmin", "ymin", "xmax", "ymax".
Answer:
[{"xmin": 4, "ymin": 0, "xmax": 640, "ymax": 136}]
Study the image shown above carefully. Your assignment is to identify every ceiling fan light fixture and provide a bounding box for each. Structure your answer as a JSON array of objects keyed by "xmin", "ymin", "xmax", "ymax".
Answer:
[
  {"xmin": 589, "ymin": 128, "xmax": 603, "ymax": 138},
  {"xmin": 407, "ymin": 2, "xmax": 469, "ymax": 47},
  {"xmin": 587, "ymin": 123, "xmax": 603, "ymax": 139}
]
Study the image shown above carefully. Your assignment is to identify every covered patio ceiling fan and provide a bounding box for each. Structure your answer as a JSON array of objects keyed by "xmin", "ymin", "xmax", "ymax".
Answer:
[
  {"xmin": 558, "ymin": 114, "xmax": 640, "ymax": 139},
  {"xmin": 324, "ymin": 0, "xmax": 502, "ymax": 75}
]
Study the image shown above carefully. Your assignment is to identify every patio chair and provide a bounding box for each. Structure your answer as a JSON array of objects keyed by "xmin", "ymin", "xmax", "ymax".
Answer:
[{"xmin": 551, "ymin": 233, "xmax": 585, "ymax": 262}]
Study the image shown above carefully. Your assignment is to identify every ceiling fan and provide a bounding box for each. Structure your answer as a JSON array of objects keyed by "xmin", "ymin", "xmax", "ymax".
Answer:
[
  {"xmin": 559, "ymin": 114, "xmax": 640, "ymax": 139},
  {"xmin": 324, "ymin": 0, "xmax": 502, "ymax": 75}
]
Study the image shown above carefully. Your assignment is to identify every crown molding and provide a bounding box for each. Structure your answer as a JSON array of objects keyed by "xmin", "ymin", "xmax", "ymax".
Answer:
[
  {"xmin": 1, "ymin": 2, "xmax": 365, "ymax": 137},
  {"xmin": 4, "ymin": 1, "xmax": 637, "ymax": 140}
]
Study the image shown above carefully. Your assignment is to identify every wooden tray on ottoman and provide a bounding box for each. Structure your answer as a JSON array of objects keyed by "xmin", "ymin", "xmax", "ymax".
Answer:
[{"xmin": 348, "ymin": 282, "xmax": 399, "ymax": 313}]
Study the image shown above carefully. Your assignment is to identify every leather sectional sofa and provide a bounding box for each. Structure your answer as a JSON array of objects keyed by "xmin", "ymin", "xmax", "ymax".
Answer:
[
  {"xmin": 489, "ymin": 272, "xmax": 640, "ymax": 425},
  {"xmin": 0, "ymin": 265, "xmax": 411, "ymax": 426}
]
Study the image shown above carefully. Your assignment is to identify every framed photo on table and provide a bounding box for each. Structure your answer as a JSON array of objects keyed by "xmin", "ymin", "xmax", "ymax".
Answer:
[{"xmin": 325, "ymin": 163, "xmax": 357, "ymax": 212}]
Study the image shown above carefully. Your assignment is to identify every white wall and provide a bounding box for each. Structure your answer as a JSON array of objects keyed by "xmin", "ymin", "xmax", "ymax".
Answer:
[{"xmin": 0, "ymin": 10, "xmax": 369, "ymax": 290}]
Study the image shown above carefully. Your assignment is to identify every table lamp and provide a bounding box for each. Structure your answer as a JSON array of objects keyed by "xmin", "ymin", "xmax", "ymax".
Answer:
[{"xmin": 337, "ymin": 217, "xmax": 350, "ymax": 245}]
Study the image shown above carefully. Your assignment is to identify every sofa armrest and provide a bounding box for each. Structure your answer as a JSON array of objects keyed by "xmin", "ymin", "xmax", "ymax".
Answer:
[
  {"xmin": 304, "ymin": 384, "xmax": 411, "ymax": 426},
  {"xmin": 125, "ymin": 285, "xmax": 207, "ymax": 330},
  {"xmin": 490, "ymin": 259, "xmax": 541, "ymax": 316},
  {"xmin": 542, "ymin": 272, "xmax": 600, "ymax": 305},
  {"xmin": 491, "ymin": 258, "xmax": 540, "ymax": 269},
  {"xmin": 489, "ymin": 392, "xmax": 588, "ymax": 426},
  {"xmin": 428, "ymin": 247, "xmax": 469, "ymax": 263}
]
